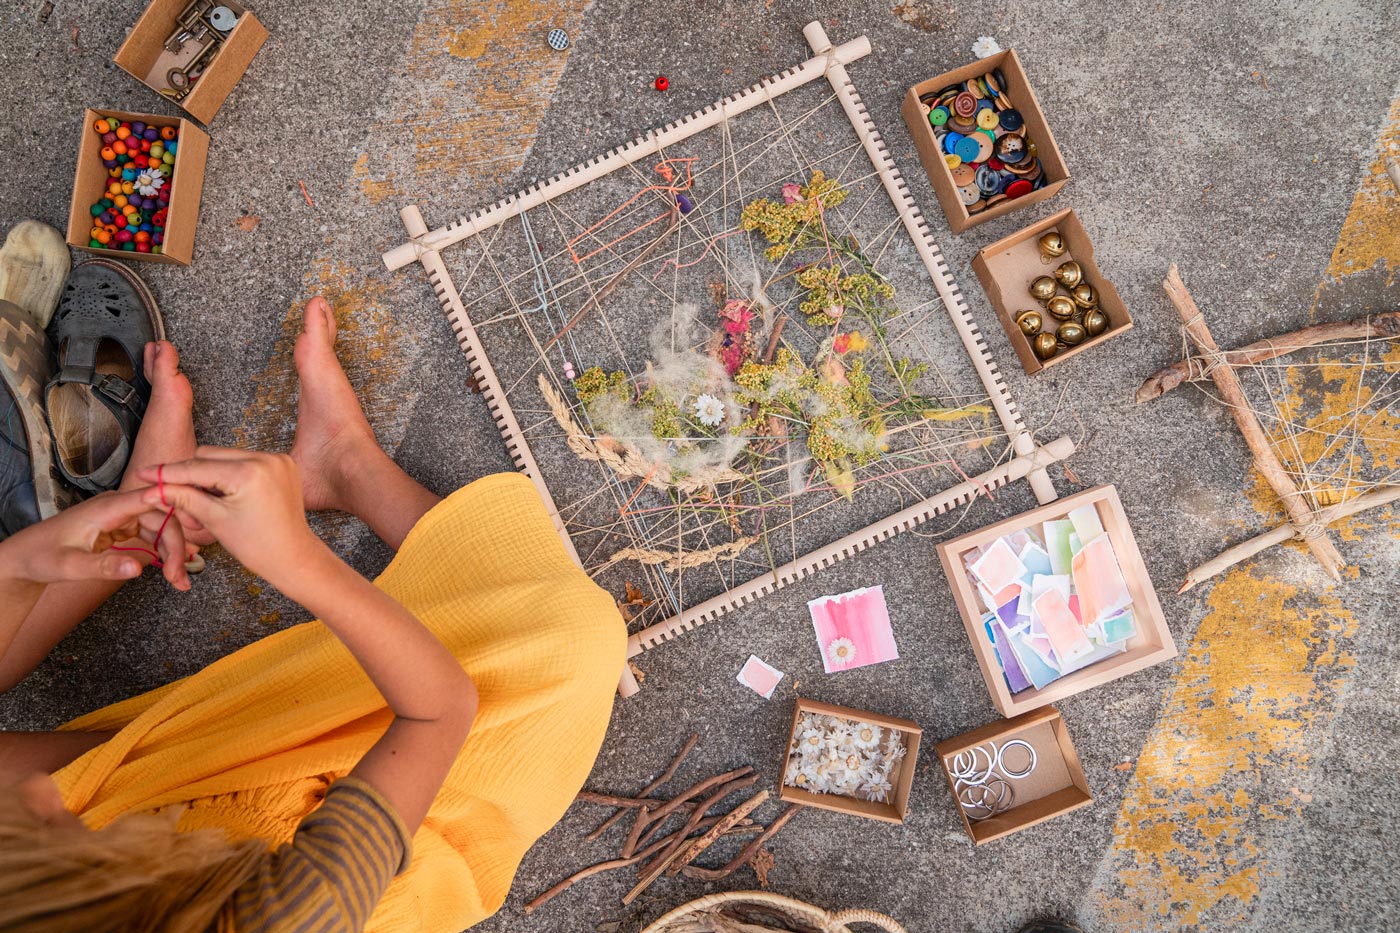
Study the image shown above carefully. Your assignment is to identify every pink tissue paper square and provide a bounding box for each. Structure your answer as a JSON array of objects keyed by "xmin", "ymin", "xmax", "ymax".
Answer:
[
  {"xmin": 736, "ymin": 655, "xmax": 784, "ymax": 699},
  {"xmin": 807, "ymin": 585, "xmax": 899, "ymax": 674}
]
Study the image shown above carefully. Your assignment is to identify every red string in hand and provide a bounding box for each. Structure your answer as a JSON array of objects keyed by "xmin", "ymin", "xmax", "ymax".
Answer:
[{"xmin": 112, "ymin": 463, "xmax": 175, "ymax": 569}]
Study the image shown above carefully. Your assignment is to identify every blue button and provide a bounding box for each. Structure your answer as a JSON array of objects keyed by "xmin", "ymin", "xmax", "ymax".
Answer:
[
  {"xmin": 943, "ymin": 131, "xmax": 965, "ymax": 155},
  {"xmin": 953, "ymin": 135, "xmax": 981, "ymax": 163}
]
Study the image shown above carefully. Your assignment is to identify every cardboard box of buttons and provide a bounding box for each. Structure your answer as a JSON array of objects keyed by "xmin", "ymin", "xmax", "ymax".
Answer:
[
  {"xmin": 901, "ymin": 49, "xmax": 1069, "ymax": 233},
  {"xmin": 66, "ymin": 109, "xmax": 210, "ymax": 266},
  {"xmin": 114, "ymin": 0, "xmax": 269, "ymax": 125},
  {"xmin": 972, "ymin": 208, "xmax": 1133, "ymax": 375},
  {"xmin": 936, "ymin": 485, "xmax": 1177, "ymax": 718},
  {"xmin": 934, "ymin": 706, "xmax": 1091, "ymax": 844}
]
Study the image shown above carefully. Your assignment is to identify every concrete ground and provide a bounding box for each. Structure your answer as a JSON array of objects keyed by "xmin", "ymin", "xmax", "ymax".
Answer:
[{"xmin": 2, "ymin": 0, "xmax": 1398, "ymax": 930}]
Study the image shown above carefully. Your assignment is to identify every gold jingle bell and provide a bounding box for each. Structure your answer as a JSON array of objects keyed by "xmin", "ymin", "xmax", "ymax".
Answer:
[
  {"xmin": 1045, "ymin": 295, "xmax": 1076, "ymax": 321},
  {"xmin": 1070, "ymin": 282, "xmax": 1099, "ymax": 309},
  {"xmin": 1032, "ymin": 332, "xmax": 1058, "ymax": 360},
  {"xmin": 1083, "ymin": 308, "xmax": 1109, "ymax": 336},
  {"xmin": 1029, "ymin": 275, "xmax": 1058, "ymax": 301},
  {"xmin": 1015, "ymin": 309, "xmax": 1043, "ymax": 336},
  {"xmin": 1057, "ymin": 321, "xmax": 1087, "ymax": 346},
  {"xmin": 1038, "ymin": 231, "xmax": 1067, "ymax": 261},
  {"xmin": 1053, "ymin": 260, "xmax": 1083, "ymax": 289}
]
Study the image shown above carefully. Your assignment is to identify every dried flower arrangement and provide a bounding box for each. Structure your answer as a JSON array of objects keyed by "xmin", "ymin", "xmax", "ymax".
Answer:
[
  {"xmin": 554, "ymin": 171, "xmax": 986, "ymax": 501},
  {"xmin": 782, "ymin": 711, "xmax": 909, "ymax": 804}
]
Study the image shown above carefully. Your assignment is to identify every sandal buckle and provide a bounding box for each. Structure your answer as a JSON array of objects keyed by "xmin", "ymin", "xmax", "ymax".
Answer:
[{"xmin": 96, "ymin": 373, "xmax": 137, "ymax": 406}]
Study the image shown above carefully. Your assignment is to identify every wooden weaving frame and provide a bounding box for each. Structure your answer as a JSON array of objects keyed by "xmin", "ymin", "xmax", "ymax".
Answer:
[{"xmin": 383, "ymin": 22, "xmax": 1074, "ymax": 697}]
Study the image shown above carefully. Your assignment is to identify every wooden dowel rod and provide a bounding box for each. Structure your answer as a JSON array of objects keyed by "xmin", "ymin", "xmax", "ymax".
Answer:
[
  {"xmin": 1135, "ymin": 311, "xmax": 1400, "ymax": 402},
  {"xmin": 1181, "ymin": 485, "xmax": 1400, "ymax": 592},
  {"xmin": 1163, "ymin": 264, "xmax": 1344, "ymax": 581}
]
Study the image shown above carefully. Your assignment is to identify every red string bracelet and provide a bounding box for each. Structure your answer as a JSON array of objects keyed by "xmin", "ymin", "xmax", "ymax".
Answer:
[{"xmin": 111, "ymin": 463, "xmax": 175, "ymax": 570}]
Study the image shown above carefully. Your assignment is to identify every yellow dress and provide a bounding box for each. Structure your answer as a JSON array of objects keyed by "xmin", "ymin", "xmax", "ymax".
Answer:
[{"xmin": 52, "ymin": 473, "xmax": 627, "ymax": 932}]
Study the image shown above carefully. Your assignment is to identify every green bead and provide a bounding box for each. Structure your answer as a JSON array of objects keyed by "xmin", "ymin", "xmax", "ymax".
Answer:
[
  {"xmin": 89, "ymin": 239, "xmax": 101, "ymax": 247},
  {"xmin": 89, "ymin": 203, "xmax": 104, "ymax": 216},
  {"xmin": 162, "ymin": 151, "xmax": 174, "ymax": 165},
  {"xmin": 151, "ymin": 245, "xmax": 162, "ymax": 255},
  {"xmin": 101, "ymin": 198, "xmax": 113, "ymax": 208},
  {"xmin": 122, "ymin": 241, "xmax": 135, "ymax": 251}
]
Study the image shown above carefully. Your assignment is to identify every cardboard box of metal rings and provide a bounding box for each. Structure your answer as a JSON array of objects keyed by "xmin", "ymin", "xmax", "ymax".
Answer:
[
  {"xmin": 971, "ymin": 208, "xmax": 1133, "ymax": 375},
  {"xmin": 900, "ymin": 49, "xmax": 1069, "ymax": 233},
  {"xmin": 778, "ymin": 698, "xmax": 922, "ymax": 824},
  {"xmin": 66, "ymin": 109, "xmax": 210, "ymax": 266},
  {"xmin": 114, "ymin": 0, "xmax": 268, "ymax": 124},
  {"xmin": 934, "ymin": 705, "xmax": 1091, "ymax": 844},
  {"xmin": 936, "ymin": 485, "xmax": 1178, "ymax": 718}
]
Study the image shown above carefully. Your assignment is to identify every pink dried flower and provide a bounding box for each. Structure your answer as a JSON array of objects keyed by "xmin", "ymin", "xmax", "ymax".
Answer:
[{"xmin": 782, "ymin": 182, "xmax": 804, "ymax": 204}]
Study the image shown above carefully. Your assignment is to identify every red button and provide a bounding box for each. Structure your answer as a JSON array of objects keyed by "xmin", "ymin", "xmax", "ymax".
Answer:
[
  {"xmin": 988, "ymin": 157, "xmax": 1004, "ymax": 170},
  {"xmin": 1004, "ymin": 179, "xmax": 1033, "ymax": 199}
]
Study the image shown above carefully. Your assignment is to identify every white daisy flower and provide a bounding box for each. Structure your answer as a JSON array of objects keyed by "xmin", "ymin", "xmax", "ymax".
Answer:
[
  {"xmin": 136, "ymin": 173, "xmax": 165, "ymax": 197},
  {"xmin": 862, "ymin": 777, "xmax": 893, "ymax": 802},
  {"xmin": 826, "ymin": 637, "xmax": 857, "ymax": 668},
  {"xmin": 883, "ymin": 732, "xmax": 907, "ymax": 759},
  {"xmin": 850, "ymin": 722, "xmax": 884, "ymax": 751},
  {"xmin": 784, "ymin": 757, "xmax": 802, "ymax": 786},
  {"xmin": 971, "ymin": 36, "xmax": 1003, "ymax": 59},
  {"xmin": 693, "ymin": 393, "xmax": 725, "ymax": 427}
]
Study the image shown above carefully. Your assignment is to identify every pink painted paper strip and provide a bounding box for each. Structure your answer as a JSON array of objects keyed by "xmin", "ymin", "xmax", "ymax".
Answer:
[
  {"xmin": 1072, "ymin": 534, "xmax": 1133, "ymax": 625},
  {"xmin": 969, "ymin": 538, "xmax": 1028, "ymax": 594},
  {"xmin": 807, "ymin": 585, "xmax": 899, "ymax": 674},
  {"xmin": 1033, "ymin": 588, "xmax": 1093, "ymax": 664}
]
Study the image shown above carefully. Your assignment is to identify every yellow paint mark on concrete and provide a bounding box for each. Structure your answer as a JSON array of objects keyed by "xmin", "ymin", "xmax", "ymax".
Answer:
[
  {"xmin": 1319, "ymin": 94, "xmax": 1400, "ymax": 287},
  {"xmin": 1091, "ymin": 95, "xmax": 1400, "ymax": 928},
  {"xmin": 1090, "ymin": 571, "xmax": 1358, "ymax": 928},
  {"xmin": 352, "ymin": 152, "xmax": 400, "ymax": 206}
]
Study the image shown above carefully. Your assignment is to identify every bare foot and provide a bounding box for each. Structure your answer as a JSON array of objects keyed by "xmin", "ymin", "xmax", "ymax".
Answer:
[
  {"xmin": 122, "ymin": 340, "xmax": 195, "ymax": 491},
  {"xmin": 290, "ymin": 296, "xmax": 385, "ymax": 512}
]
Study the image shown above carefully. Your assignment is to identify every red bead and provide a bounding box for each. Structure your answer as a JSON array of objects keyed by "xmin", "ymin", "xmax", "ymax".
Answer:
[
  {"xmin": 135, "ymin": 241, "xmax": 151, "ymax": 253},
  {"xmin": 654, "ymin": 75, "xmax": 669, "ymax": 91}
]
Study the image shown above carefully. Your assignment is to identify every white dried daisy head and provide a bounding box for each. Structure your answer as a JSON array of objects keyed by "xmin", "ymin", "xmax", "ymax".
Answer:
[
  {"xmin": 861, "ymin": 776, "xmax": 893, "ymax": 802},
  {"xmin": 826, "ymin": 637, "xmax": 858, "ymax": 668},
  {"xmin": 784, "ymin": 757, "xmax": 803, "ymax": 786},
  {"xmin": 693, "ymin": 393, "xmax": 725, "ymax": 427},
  {"xmin": 971, "ymin": 36, "xmax": 1003, "ymax": 59},
  {"xmin": 883, "ymin": 731, "xmax": 907, "ymax": 758},
  {"xmin": 797, "ymin": 728, "xmax": 825, "ymax": 754},
  {"xmin": 850, "ymin": 721, "xmax": 884, "ymax": 751}
]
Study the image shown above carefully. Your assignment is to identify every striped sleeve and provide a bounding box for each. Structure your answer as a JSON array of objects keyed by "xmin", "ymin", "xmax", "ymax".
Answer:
[{"xmin": 219, "ymin": 777, "xmax": 413, "ymax": 933}]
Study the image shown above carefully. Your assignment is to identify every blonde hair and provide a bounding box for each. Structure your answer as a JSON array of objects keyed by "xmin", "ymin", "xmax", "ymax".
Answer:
[{"xmin": 0, "ymin": 787, "xmax": 265, "ymax": 933}]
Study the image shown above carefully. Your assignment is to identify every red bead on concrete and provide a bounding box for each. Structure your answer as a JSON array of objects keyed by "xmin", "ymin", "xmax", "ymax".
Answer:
[{"xmin": 654, "ymin": 75, "xmax": 669, "ymax": 91}]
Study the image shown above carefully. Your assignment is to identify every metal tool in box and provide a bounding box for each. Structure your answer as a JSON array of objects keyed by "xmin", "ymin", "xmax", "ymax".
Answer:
[{"xmin": 161, "ymin": 1, "xmax": 241, "ymax": 100}]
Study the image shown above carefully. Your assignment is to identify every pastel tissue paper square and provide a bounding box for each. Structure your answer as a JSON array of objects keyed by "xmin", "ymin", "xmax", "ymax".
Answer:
[{"xmin": 808, "ymin": 585, "xmax": 899, "ymax": 674}]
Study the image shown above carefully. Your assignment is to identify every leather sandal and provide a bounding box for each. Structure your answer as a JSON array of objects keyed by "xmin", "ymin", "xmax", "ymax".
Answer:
[
  {"xmin": 0, "ymin": 300, "xmax": 73, "ymax": 539},
  {"xmin": 44, "ymin": 259, "xmax": 165, "ymax": 495}
]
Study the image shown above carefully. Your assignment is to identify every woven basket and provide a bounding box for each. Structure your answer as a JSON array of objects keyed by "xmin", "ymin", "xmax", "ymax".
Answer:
[{"xmin": 640, "ymin": 890, "xmax": 907, "ymax": 933}]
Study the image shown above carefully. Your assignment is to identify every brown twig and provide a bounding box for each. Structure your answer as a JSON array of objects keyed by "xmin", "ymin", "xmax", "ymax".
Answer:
[
  {"xmin": 575, "ymin": 791, "xmax": 694, "ymax": 810},
  {"xmin": 1163, "ymin": 264, "xmax": 1344, "ymax": 581},
  {"xmin": 680, "ymin": 804, "xmax": 802, "ymax": 881},
  {"xmin": 631, "ymin": 766, "xmax": 753, "ymax": 848},
  {"xmin": 524, "ymin": 819, "xmax": 758, "ymax": 914},
  {"xmin": 625, "ymin": 787, "xmax": 769, "ymax": 904},
  {"xmin": 635, "ymin": 773, "xmax": 759, "ymax": 872},
  {"xmin": 621, "ymin": 805, "xmax": 649, "ymax": 857},
  {"xmin": 587, "ymin": 733, "xmax": 699, "ymax": 841},
  {"xmin": 1135, "ymin": 310, "xmax": 1400, "ymax": 402},
  {"xmin": 664, "ymin": 790, "xmax": 771, "ymax": 877}
]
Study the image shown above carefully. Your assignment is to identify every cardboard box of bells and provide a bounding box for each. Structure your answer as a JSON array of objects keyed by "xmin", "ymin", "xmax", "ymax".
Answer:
[
  {"xmin": 67, "ymin": 108, "xmax": 210, "ymax": 266},
  {"xmin": 934, "ymin": 705, "xmax": 1091, "ymax": 844},
  {"xmin": 972, "ymin": 207, "xmax": 1133, "ymax": 375},
  {"xmin": 114, "ymin": 0, "xmax": 269, "ymax": 124},
  {"xmin": 900, "ymin": 48, "xmax": 1069, "ymax": 234},
  {"xmin": 936, "ymin": 484, "xmax": 1178, "ymax": 718},
  {"xmin": 778, "ymin": 698, "xmax": 922, "ymax": 824}
]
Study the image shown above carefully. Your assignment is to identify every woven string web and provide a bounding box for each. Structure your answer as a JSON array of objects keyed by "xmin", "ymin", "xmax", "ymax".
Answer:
[
  {"xmin": 442, "ymin": 80, "xmax": 1045, "ymax": 631},
  {"xmin": 1186, "ymin": 329, "xmax": 1400, "ymax": 512}
]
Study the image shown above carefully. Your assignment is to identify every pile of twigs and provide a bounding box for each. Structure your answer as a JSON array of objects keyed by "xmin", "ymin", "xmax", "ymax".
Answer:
[{"xmin": 525, "ymin": 734, "xmax": 801, "ymax": 914}]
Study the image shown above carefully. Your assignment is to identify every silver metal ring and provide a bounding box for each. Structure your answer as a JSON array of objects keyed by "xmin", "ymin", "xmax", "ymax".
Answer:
[
  {"xmin": 996, "ymin": 739, "xmax": 1037, "ymax": 779},
  {"xmin": 949, "ymin": 744, "xmax": 994, "ymax": 784}
]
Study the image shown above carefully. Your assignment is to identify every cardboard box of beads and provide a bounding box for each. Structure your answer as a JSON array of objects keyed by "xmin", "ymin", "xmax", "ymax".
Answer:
[
  {"xmin": 972, "ymin": 208, "xmax": 1133, "ymax": 374},
  {"xmin": 934, "ymin": 706, "xmax": 1091, "ymax": 844},
  {"xmin": 114, "ymin": 0, "xmax": 268, "ymax": 125},
  {"xmin": 778, "ymin": 698, "xmax": 922, "ymax": 824},
  {"xmin": 900, "ymin": 49, "xmax": 1069, "ymax": 233},
  {"xmin": 66, "ymin": 109, "xmax": 209, "ymax": 266},
  {"xmin": 936, "ymin": 485, "xmax": 1177, "ymax": 718}
]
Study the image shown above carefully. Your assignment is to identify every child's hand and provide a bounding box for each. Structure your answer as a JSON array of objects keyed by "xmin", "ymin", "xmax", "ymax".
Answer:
[
  {"xmin": 0, "ymin": 488, "xmax": 191, "ymax": 589},
  {"xmin": 137, "ymin": 448, "xmax": 323, "ymax": 587}
]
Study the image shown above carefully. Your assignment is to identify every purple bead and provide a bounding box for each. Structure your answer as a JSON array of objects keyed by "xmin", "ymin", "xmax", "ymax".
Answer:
[
  {"xmin": 676, "ymin": 193, "xmax": 694, "ymax": 214},
  {"xmin": 143, "ymin": 128, "xmax": 158, "ymax": 141},
  {"xmin": 102, "ymin": 131, "xmax": 117, "ymax": 145},
  {"xmin": 145, "ymin": 197, "xmax": 159, "ymax": 210},
  {"xmin": 103, "ymin": 159, "xmax": 117, "ymax": 169},
  {"xmin": 152, "ymin": 233, "xmax": 164, "ymax": 245},
  {"xmin": 131, "ymin": 121, "xmax": 145, "ymax": 135},
  {"xmin": 99, "ymin": 211, "xmax": 113, "ymax": 224},
  {"xmin": 157, "ymin": 197, "xmax": 169, "ymax": 208}
]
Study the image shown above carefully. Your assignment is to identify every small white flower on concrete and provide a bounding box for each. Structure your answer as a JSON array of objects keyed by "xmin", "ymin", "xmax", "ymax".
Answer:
[{"xmin": 972, "ymin": 36, "xmax": 1003, "ymax": 59}]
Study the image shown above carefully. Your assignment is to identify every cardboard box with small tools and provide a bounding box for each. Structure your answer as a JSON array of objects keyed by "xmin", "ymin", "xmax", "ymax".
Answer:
[
  {"xmin": 114, "ymin": 0, "xmax": 268, "ymax": 124},
  {"xmin": 972, "ymin": 208, "xmax": 1133, "ymax": 374},
  {"xmin": 901, "ymin": 49, "xmax": 1069, "ymax": 233}
]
